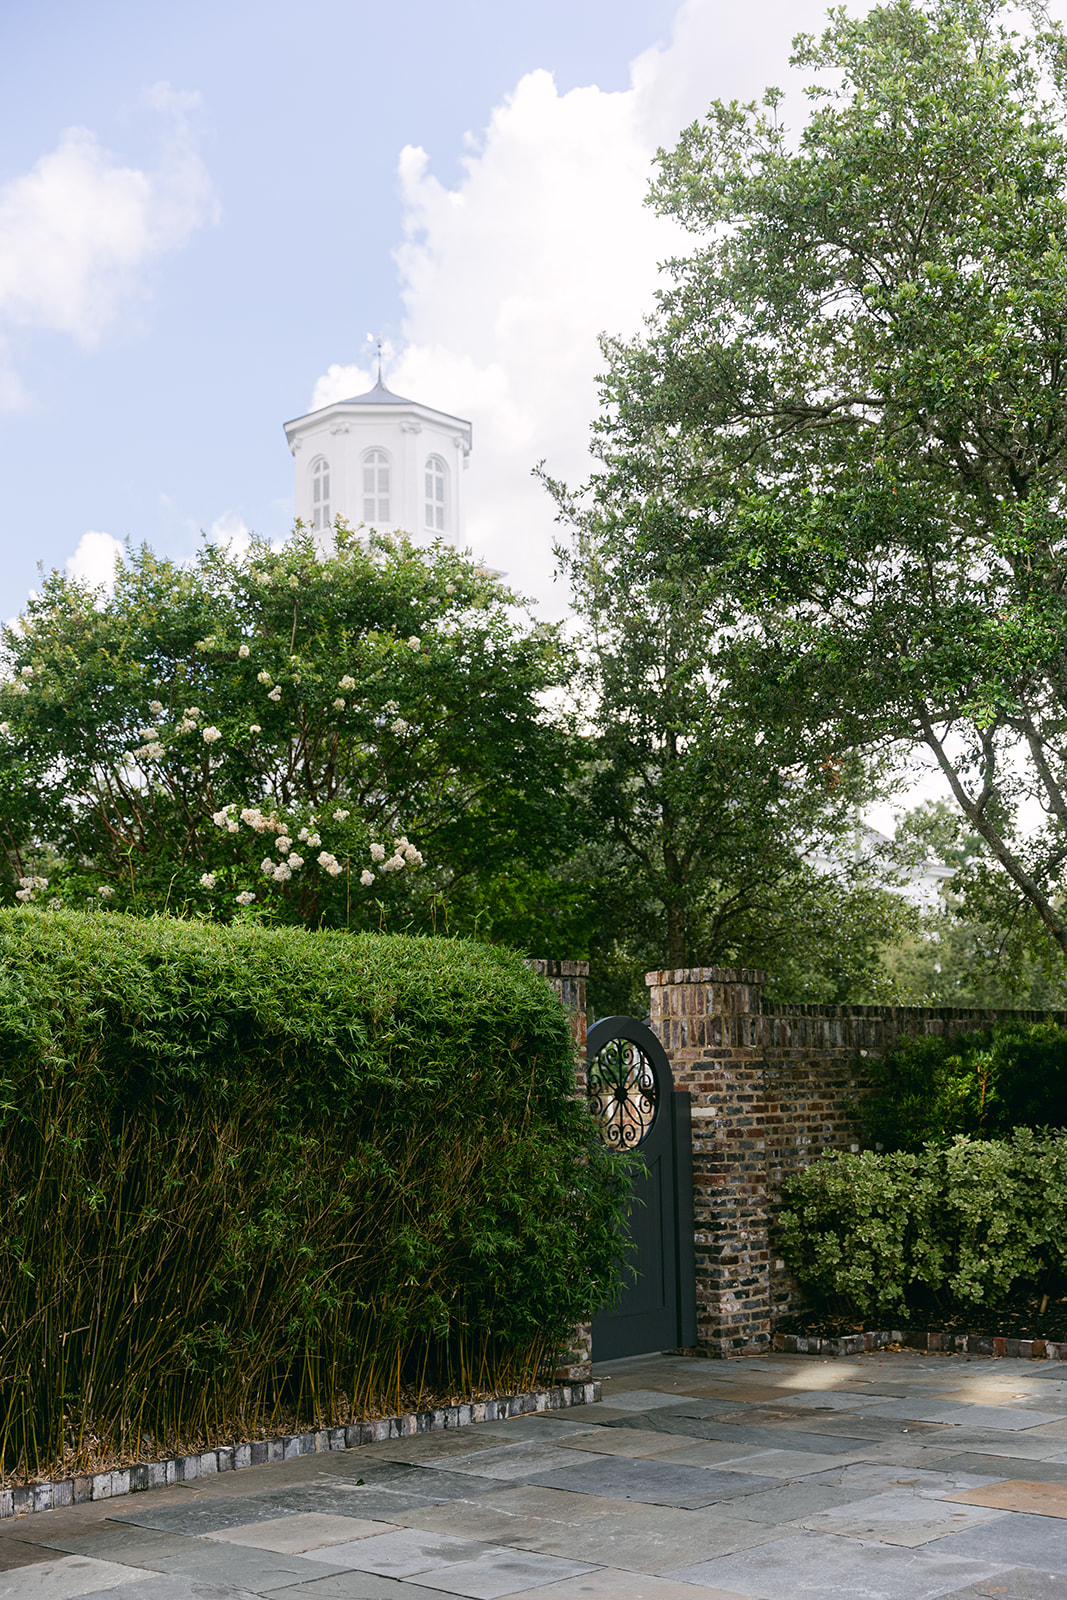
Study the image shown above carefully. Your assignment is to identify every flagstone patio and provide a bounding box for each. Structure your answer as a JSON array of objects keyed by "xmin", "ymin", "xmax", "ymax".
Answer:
[{"xmin": 3, "ymin": 1347, "xmax": 1067, "ymax": 1599}]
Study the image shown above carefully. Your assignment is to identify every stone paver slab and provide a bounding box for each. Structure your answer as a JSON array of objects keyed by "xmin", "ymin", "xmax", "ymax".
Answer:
[
  {"xmin": 931, "ymin": 1454, "xmax": 1067, "ymax": 1483},
  {"xmin": 300, "ymin": 1527, "xmax": 490, "ymax": 1578},
  {"xmin": 420, "ymin": 1487, "xmax": 626, "ymax": 1525},
  {"xmin": 590, "ymin": 1391, "xmax": 702, "ymax": 1412},
  {"xmin": 79, "ymin": 1582, "xmax": 260, "ymax": 1600},
  {"xmin": 774, "ymin": 1392, "xmax": 874, "ymax": 1412},
  {"xmin": 799, "ymin": 1489, "xmax": 1007, "ymax": 1547},
  {"xmin": 526, "ymin": 1456, "xmax": 774, "ymax": 1509},
  {"xmin": 0, "ymin": 1555, "xmax": 158, "ymax": 1600},
  {"xmin": 940, "ymin": 1570, "xmax": 1067, "ymax": 1599},
  {"xmin": 0, "ymin": 1539, "xmax": 58, "ymax": 1570},
  {"xmin": 529, "ymin": 1569, "xmax": 756, "ymax": 1600},
  {"xmin": 704, "ymin": 1448, "xmax": 874, "ymax": 1478},
  {"xmin": 729, "ymin": 1482, "xmax": 876, "ymax": 1523},
  {"xmin": 510, "ymin": 1507, "xmax": 778, "ymax": 1573},
  {"xmin": 666, "ymin": 1529, "xmax": 1008, "ymax": 1599},
  {"xmin": 202, "ymin": 1513, "xmax": 397, "ymax": 1552},
  {"xmin": 394, "ymin": 1548, "xmax": 599, "ymax": 1598},
  {"xmin": 947, "ymin": 1479, "xmax": 1067, "ymax": 1518},
  {"xmin": 555, "ymin": 1428, "xmax": 702, "ymax": 1459},
  {"xmin": 922, "ymin": 1509, "xmax": 1067, "ymax": 1572},
  {"xmin": 423, "ymin": 1445, "xmax": 607, "ymax": 1482}
]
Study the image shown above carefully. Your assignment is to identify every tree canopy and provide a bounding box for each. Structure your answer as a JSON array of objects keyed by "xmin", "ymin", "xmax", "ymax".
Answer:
[
  {"xmin": 585, "ymin": 0, "xmax": 1067, "ymax": 967},
  {"xmin": 0, "ymin": 527, "xmax": 582, "ymax": 940}
]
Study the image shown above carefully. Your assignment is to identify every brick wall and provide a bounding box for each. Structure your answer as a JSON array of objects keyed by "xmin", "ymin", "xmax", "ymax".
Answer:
[{"xmin": 646, "ymin": 966, "xmax": 1065, "ymax": 1357}]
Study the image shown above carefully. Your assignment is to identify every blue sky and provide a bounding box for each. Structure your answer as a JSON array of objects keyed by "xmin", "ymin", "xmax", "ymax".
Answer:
[{"xmin": 3, "ymin": 0, "xmax": 967, "ymax": 623}]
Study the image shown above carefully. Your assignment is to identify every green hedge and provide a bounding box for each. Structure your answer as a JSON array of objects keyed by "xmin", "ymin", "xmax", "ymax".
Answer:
[
  {"xmin": 779, "ymin": 1132, "xmax": 1067, "ymax": 1317},
  {"xmin": 856, "ymin": 1020, "xmax": 1067, "ymax": 1151},
  {"xmin": 0, "ymin": 910, "xmax": 628, "ymax": 1475}
]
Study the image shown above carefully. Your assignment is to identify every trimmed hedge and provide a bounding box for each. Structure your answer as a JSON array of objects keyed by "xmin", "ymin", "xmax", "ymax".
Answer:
[
  {"xmin": 0, "ymin": 910, "xmax": 628, "ymax": 1475},
  {"xmin": 856, "ymin": 1020, "xmax": 1067, "ymax": 1151},
  {"xmin": 779, "ymin": 1131, "xmax": 1067, "ymax": 1317}
]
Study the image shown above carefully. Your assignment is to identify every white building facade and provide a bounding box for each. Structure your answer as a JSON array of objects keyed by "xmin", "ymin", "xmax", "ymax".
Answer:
[{"xmin": 283, "ymin": 377, "xmax": 472, "ymax": 548}]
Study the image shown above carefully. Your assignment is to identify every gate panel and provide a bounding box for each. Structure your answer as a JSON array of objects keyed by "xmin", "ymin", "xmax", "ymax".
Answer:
[{"xmin": 587, "ymin": 1016, "xmax": 696, "ymax": 1361}]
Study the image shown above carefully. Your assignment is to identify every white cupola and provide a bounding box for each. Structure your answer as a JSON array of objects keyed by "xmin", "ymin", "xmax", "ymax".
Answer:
[{"xmin": 283, "ymin": 370, "xmax": 472, "ymax": 550}]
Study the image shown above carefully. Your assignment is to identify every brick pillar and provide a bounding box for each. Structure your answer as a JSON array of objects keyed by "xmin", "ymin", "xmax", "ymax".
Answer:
[
  {"xmin": 646, "ymin": 967, "xmax": 770, "ymax": 1357},
  {"xmin": 528, "ymin": 960, "xmax": 588, "ymax": 1092},
  {"xmin": 530, "ymin": 960, "xmax": 592, "ymax": 1379}
]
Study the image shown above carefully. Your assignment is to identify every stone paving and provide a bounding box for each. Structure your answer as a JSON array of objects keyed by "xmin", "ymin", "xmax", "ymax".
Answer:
[{"xmin": 3, "ymin": 1349, "xmax": 1067, "ymax": 1599}]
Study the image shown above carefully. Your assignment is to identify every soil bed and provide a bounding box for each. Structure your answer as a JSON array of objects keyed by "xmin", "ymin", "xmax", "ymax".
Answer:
[{"xmin": 777, "ymin": 1286, "xmax": 1067, "ymax": 1345}]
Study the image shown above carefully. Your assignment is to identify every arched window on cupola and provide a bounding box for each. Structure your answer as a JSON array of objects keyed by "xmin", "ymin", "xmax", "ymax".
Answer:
[
  {"xmin": 363, "ymin": 450, "xmax": 391, "ymax": 524},
  {"xmin": 310, "ymin": 456, "xmax": 330, "ymax": 532},
  {"xmin": 425, "ymin": 455, "xmax": 447, "ymax": 532}
]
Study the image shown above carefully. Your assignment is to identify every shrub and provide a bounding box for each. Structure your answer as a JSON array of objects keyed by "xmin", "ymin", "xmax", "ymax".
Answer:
[
  {"xmin": 779, "ymin": 1131, "xmax": 1067, "ymax": 1317},
  {"xmin": 0, "ymin": 909, "xmax": 629, "ymax": 1477},
  {"xmin": 857, "ymin": 1020, "xmax": 1067, "ymax": 1151}
]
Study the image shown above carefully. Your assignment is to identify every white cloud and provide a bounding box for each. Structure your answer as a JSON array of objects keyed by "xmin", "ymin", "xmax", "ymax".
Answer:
[
  {"xmin": 0, "ymin": 83, "xmax": 218, "ymax": 408},
  {"xmin": 65, "ymin": 530, "xmax": 123, "ymax": 592},
  {"xmin": 207, "ymin": 512, "xmax": 252, "ymax": 557},
  {"xmin": 311, "ymin": 0, "xmax": 861, "ymax": 615}
]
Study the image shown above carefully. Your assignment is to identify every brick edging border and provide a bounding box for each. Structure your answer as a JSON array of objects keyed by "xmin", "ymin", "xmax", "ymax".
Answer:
[
  {"xmin": 774, "ymin": 1329, "xmax": 1067, "ymax": 1360},
  {"xmin": 0, "ymin": 1379, "xmax": 600, "ymax": 1520}
]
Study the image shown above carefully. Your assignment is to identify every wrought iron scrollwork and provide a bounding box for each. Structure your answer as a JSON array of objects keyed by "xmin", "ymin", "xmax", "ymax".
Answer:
[{"xmin": 588, "ymin": 1036, "xmax": 658, "ymax": 1149}]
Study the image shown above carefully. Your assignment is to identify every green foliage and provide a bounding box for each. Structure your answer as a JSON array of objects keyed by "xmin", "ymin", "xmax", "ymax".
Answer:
[
  {"xmin": 545, "ymin": 475, "xmax": 913, "ymax": 1003},
  {"xmin": 0, "ymin": 909, "xmax": 629, "ymax": 1477},
  {"xmin": 580, "ymin": 0, "xmax": 1067, "ymax": 971},
  {"xmin": 859, "ymin": 1020, "xmax": 1067, "ymax": 1151},
  {"xmin": 779, "ymin": 1132, "xmax": 1067, "ymax": 1316},
  {"xmin": 0, "ymin": 527, "xmax": 584, "ymax": 944}
]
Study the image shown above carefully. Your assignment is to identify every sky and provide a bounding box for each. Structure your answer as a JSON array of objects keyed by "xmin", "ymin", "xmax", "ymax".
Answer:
[{"xmin": 0, "ymin": 0, "xmax": 897, "ymax": 628}]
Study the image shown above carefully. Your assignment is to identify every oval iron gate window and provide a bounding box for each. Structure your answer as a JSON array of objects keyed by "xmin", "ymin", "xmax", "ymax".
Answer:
[{"xmin": 587, "ymin": 1033, "xmax": 658, "ymax": 1148}]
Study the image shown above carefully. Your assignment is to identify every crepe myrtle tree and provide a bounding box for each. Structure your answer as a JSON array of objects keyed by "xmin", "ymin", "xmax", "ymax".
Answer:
[{"xmin": 0, "ymin": 525, "xmax": 578, "ymax": 931}]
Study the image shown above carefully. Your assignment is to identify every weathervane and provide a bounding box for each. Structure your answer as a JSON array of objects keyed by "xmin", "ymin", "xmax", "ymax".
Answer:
[{"xmin": 366, "ymin": 331, "xmax": 383, "ymax": 384}]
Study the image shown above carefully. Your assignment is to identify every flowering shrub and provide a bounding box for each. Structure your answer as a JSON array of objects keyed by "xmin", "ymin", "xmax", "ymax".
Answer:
[{"xmin": 0, "ymin": 526, "xmax": 575, "ymax": 931}]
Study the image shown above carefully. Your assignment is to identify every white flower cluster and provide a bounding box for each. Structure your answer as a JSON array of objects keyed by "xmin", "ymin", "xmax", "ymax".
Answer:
[
  {"xmin": 297, "ymin": 826, "xmax": 321, "ymax": 846},
  {"xmin": 235, "ymin": 890, "xmax": 256, "ymax": 906},
  {"xmin": 257, "ymin": 670, "xmax": 272, "ymax": 685},
  {"xmin": 0, "ymin": 723, "xmax": 10, "ymax": 737},
  {"xmin": 407, "ymin": 636, "xmax": 420, "ymax": 650},
  {"xmin": 202, "ymin": 726, "xmax": 222, "ymax": 745},
  {"xmin": 21, "ymin": 666, "xmax": 35, "ymax": 680},
  {"xmin": 332, "ymin": 698, "xmax": 346, "ymax": 711},
  {"xmin": 249, "ymin": 723, "xmax": 262, "ymax": 734},
  {"xmin": 317, "ymin": 851, "xmax": 343, "ymax": 876},
  {"xmin": 98, "ymin": 885, "xmax": 113, "ymax": 899},
  {"xmin": 194, "ymin": 636, "xmax": 217, "ymax": 652},
  {"xmin": 199, "ymin": 872, "xmax": 217, "ymax": 888},
  {"xmin": 240, "ymin": 806, "xmax": 278, "ymax": 832},
  {"xmin": 15, "ymin": 874, "xmax": 48, "ymax": 903},
  {"xmin": 339, "ymin": 675, "xmax": 356, "ymax": 691},
  {"xmin": 333, "ymin": 809, "xmax": 349, "ymax": 822},
  {"xmin": 149, "ymin": 700, "xmax": 164, "ymax": 716},
  {"xmin": 267, "ymin": 686, "xmax": 282, "ymax": 702},
  {"xmin": 137, "ymin": 741, "xmax": 165, "ymax": 762},
  {"xmin": 178, "ymin": 706, "xmax": 201, "ymax": 735},
  {"xmin": 10, "ymin": 681, "xmax": 29, "ymax": 698},
  {"xmin": 238, "ymin": 644, "xmax": 250, "ymax": 659},
  {"xmin": 362, "ymin": 835, "xmax": 423, "ymax": 886},
  {"xmin": 212, "ymin": 805, "xmax": 241, "ymax": 834},
  {"xmin": 390, "ymin": 717, "xmax": 410, "ymax": 736}
]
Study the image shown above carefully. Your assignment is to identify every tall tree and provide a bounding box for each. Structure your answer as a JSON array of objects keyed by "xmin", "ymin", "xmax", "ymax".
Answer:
[
  {"xmin": 549, "ymin": 475, "xmax": 912, "ymax": 998},
  {"xmin": 586, "ymin": 0, "xmax": 1067, "ymax": 966}
]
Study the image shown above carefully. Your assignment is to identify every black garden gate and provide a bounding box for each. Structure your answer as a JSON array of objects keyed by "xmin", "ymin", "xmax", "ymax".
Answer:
[{"xmin": 587, "ymin": 1016, "xmax": 697, "ymax": 1361}]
